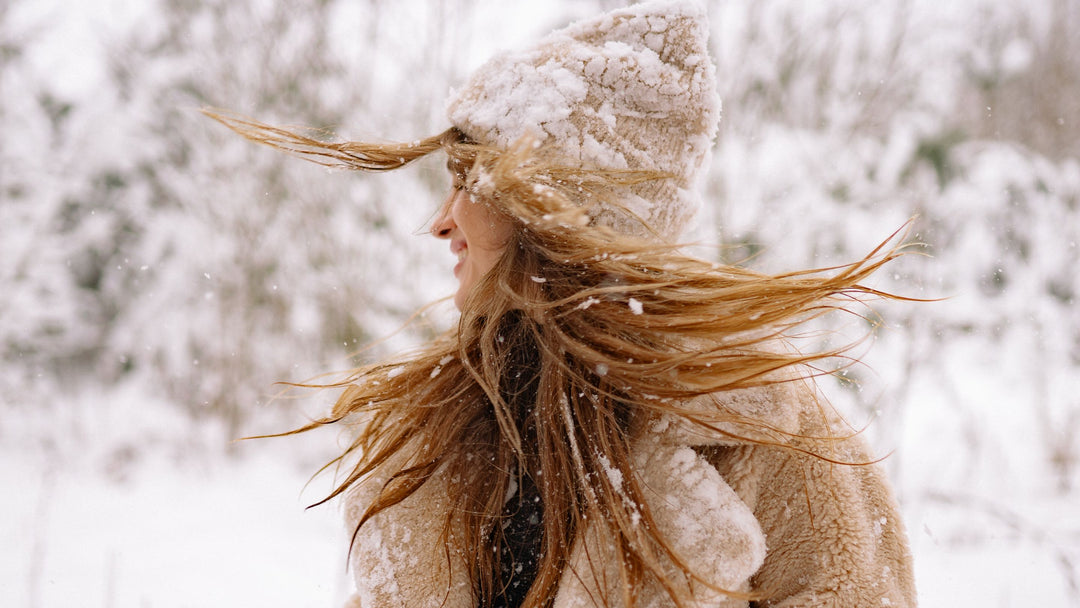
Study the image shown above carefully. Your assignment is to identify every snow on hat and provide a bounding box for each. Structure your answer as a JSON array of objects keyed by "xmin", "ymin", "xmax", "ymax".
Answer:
[{"xmin": 446, "ymin": 0, "xmax": 720, "ymax": 242}]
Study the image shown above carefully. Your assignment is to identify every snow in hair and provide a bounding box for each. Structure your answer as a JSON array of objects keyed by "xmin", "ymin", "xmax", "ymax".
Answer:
[{"xmin": 446, "ymin": 0, "xmax": 721, "ymax": 243}]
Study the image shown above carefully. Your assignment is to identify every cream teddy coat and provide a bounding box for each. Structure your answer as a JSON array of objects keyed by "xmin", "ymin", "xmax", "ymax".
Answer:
[{"xmin": 341, "ymin": 380, "xmax": 916, "ymax": 608}]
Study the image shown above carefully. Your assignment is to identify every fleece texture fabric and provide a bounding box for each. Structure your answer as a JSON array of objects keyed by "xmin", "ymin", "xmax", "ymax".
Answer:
[{"xmin": 340, "ymin": 380, "xmax": 917, "ymax": 608}]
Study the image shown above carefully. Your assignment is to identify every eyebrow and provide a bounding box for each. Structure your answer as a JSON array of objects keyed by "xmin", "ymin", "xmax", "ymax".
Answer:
[{"xmin": 446, "ymin": 156, "xmax": 469, "ymax": 185}]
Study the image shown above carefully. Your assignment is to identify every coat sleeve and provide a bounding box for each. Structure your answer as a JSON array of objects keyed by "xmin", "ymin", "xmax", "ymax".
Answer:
[
  {"xmin": 702, "ymin": 429, "xmax": 917, "ymax": 607},
  {"xmin": 554, "ymin": 439, "xmax": 767, "ymax": 608},
  {"xmin": 340, "ymin": 461, "xmax": 475, "ymax": 608}
]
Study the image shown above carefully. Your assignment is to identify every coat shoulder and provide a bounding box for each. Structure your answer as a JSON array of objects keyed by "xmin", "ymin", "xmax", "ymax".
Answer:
[{"xmin": 698, "ymin": 387, "xmax": 918, "ymax": 608}]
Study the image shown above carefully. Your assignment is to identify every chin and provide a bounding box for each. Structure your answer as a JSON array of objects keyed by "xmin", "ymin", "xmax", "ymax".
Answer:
[{"xmin": 453, "ymin": 286, "xmax": 469, "ymax": 310}]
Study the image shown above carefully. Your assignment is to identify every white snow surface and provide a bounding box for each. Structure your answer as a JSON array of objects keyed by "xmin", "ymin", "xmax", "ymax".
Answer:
[{"xmin": 2, "ymin": 384, "xmax": 349, "ymax": 607}]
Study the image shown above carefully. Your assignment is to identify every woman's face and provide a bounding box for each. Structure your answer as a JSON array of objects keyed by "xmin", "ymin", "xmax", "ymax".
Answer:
[{"xmin": 431, "ymin": 187, "xmax": 514, "ymax": 309}]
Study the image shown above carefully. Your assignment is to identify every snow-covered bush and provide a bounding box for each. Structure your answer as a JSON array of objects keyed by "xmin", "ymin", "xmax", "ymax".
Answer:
[{"xmin": 2, "ymin": 1, "xmax": 464, "ymax": 435}]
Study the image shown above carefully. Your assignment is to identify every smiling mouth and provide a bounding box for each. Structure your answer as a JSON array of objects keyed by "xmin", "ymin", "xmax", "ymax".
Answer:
[{"xmin": 452, "ymin": 242, "xmax": 468, "ymax": 277}]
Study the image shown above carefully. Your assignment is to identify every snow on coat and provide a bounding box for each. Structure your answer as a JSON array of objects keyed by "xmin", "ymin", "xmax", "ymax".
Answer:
[{"xmin": 340, "ymin": 379, "xmax": 916, "ymax": 607}]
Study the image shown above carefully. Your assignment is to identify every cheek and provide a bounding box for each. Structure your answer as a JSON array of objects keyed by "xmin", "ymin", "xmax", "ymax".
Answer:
[
  {"xmin": 479, "ymin": 217, "xmax": 514, "ymax": 267},
  {"xmin": 455, "ymin": 197, "xmax": 513, "ymax": 254}
]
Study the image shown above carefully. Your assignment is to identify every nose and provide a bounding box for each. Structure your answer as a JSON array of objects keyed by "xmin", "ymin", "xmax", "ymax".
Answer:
[{"xmin": 430, "ymin": 192, "xmax": 456, "ymax": 239}]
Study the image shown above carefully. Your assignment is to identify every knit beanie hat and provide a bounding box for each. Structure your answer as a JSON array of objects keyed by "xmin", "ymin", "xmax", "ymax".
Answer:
[{"xmin": 446, "ymin": 0, "xmax": 720, "ymax": 242}]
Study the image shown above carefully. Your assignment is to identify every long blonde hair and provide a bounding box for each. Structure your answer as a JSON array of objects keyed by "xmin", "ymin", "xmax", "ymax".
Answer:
[{"xmin": 205, "ymin": 109, "xmax": 912, "ymax": 607}]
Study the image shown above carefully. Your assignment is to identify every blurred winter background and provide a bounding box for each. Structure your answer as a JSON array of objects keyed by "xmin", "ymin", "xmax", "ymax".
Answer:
[{"xmin": 2, "ymin": 0, "xmax": 1078, "ymax": 605}]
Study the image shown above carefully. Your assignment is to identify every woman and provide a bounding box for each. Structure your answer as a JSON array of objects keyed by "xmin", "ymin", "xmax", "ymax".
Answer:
[{"xmin": 208, "ymin": 2, "xmax": 916, "ymax": 607}]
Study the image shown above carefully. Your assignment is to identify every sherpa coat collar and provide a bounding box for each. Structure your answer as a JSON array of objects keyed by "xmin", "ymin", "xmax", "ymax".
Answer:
[{"xmin": 341, "ymin": 381, "xmax": 916, "ymax": 608}]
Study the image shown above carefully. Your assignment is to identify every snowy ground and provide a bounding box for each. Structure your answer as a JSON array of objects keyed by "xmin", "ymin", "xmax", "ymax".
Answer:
[
  {"xmin": 4, "ymin": 449, "xmax": 344, "ymax": 608},
  {"xmin": 4, "ymin": 377, "xmax": 1078, "ymax": 607},
  {"xmin": 2, "ymin": 386, "xmax": 349, "ymax": 608}
]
